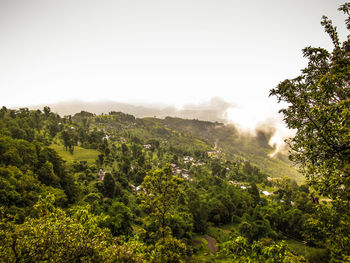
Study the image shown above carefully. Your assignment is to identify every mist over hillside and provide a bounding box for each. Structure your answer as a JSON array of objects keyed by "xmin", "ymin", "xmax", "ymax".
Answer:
[
  {"xmin": 28, "ymin": 98, "xmax": 293, "ymax": 156},
  {"xmin": 29, "ymin": 97, "xmax": 233, "ymax": 123}
]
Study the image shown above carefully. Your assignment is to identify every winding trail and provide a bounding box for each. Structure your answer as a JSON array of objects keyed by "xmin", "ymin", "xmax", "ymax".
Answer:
[{"xmin": 202, "ymin": 235, "xmax": 218, "ymax": 252}]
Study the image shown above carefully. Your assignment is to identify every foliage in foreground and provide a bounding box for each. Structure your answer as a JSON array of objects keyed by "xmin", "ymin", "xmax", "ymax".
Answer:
[
  {"xmin": 270, "ymin": 3, "xmax": 350, "ymax": 262},
  {"xmin": 216, "ymin": 236, "xmax": 305, "ymax": 262},
  {"xmin": 0, "ymin": 195, "xmax": 146, "ymax": 262},
  {"xmin": 270, "ymin": 6, "xmax": 350, "ymax": 202}
]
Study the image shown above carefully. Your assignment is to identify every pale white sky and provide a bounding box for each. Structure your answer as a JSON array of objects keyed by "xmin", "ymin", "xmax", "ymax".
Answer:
[{"xmin": 0, "ymin": 0, "xmax": 348, "ymax": 131}]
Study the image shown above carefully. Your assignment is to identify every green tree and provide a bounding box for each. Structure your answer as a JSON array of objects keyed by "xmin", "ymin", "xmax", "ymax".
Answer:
[
  {"xmin": 60, "ymin": 129, "xmax": 76, "ymax": 154},
  {"xmin": 269, "ymin": 4, "xmax": 350, "ymax": 201},
  {"xmin": 43, "ymin": 106, "xmax": 51, "ymax": 117},
  {"xmin": 102, "ymin": 200, "xmax": 133, "ymax": 236},
  {"xmin": 217, "ymin": 236, "xmax": 305, "ymax": 262},
  {"xmin": 103, "ymin": 172, "xmax": 116, "ymax": 198},
  {"xmin": 248, "ymin": 182, "xmax": 260, "ymax": 207},
  {"xmin": 140, "ymin": 165, "xmax": 182, "ymax": 240},
  {"xmin": 38, "ymin": 161, "xmax": 60, "ymax": 187},
  {"xmin": 0, "ymin": 195, "xmax": 123, "ymax": 262},
  {"xmin": 270, "ymin": 4, "xmax": 350, "ymax": 261},
  {"xmin": 150, "ymin": 235, "xmax": 188, "ymax": 263}
]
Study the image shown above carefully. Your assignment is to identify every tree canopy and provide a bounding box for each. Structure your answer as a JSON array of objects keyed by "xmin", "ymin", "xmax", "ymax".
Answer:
[
  {"xmin": 270, "ymin": 3, "xmax": 350, "ymax": 261},
  {"xmin": 270, "ymin": 3, "xmax": 350, "ymax": 201}
]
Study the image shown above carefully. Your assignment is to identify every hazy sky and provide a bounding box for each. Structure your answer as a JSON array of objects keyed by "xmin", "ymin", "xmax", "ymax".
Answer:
[{"xmin": 0, "ymin": 0, "xmax": 348, "ymax": 130}]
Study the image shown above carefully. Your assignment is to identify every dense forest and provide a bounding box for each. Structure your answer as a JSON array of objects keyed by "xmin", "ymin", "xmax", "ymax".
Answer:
[
  {"xmin": 0, "ymin": 4, "xmax": 349, "ymax": 263},
  {"xmin": 0, "ymin": 105, "xmax": 314, "ymax": 262},
  {"xmin": 0, "ymin": 103, "xmax": 346, "ymax": 262}
]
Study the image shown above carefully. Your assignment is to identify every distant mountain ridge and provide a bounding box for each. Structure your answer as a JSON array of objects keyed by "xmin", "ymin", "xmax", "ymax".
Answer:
[{"xmin": 29, "ymin": 98, "xmax": 232, "ymax": 123}]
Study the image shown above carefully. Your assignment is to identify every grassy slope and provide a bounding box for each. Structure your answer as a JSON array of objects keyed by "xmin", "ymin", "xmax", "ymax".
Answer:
[{"xmin": 50, "ymin": 144, "xmax": 100, "ymax": 164}]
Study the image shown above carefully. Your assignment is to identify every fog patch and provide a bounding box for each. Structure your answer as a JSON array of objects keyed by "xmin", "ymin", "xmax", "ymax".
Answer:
[{"xmin": 264, "ymin": 117, "xmax": 295, "ymax": 157}]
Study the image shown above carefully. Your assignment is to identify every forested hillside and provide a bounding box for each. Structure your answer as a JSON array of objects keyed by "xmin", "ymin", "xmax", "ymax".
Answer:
[{"xmin": 0, "ymin": 106, "xmax": 339, "ymax": 262}]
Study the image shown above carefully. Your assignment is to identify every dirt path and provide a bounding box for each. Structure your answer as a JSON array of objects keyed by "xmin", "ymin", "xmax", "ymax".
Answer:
[{"xmin": 202, "ymin": 235, "xmax": 218, "ymax": 252}]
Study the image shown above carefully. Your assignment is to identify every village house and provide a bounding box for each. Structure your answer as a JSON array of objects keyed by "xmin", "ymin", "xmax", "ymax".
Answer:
[
  {"xmin": 262, "ymin": 190, "xmax": 272, "ymax": 196},
  {"xmin": 182, "ymin": 173, "xmax": 189, "ymax": 179},
  {"xmin": 98, "ymin": 169, "xmax": 105, "ymax": 181},
  {"xmin": 229, "ymin": 180, "xmax": 241, "ymax": 186},
  {"xmin": 183, "ymin": 156, "xmax": 194, "ymax": 164},
  {"xmin": 207, "ymin": 151, "xmax": 216, "ymax": 156}
]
